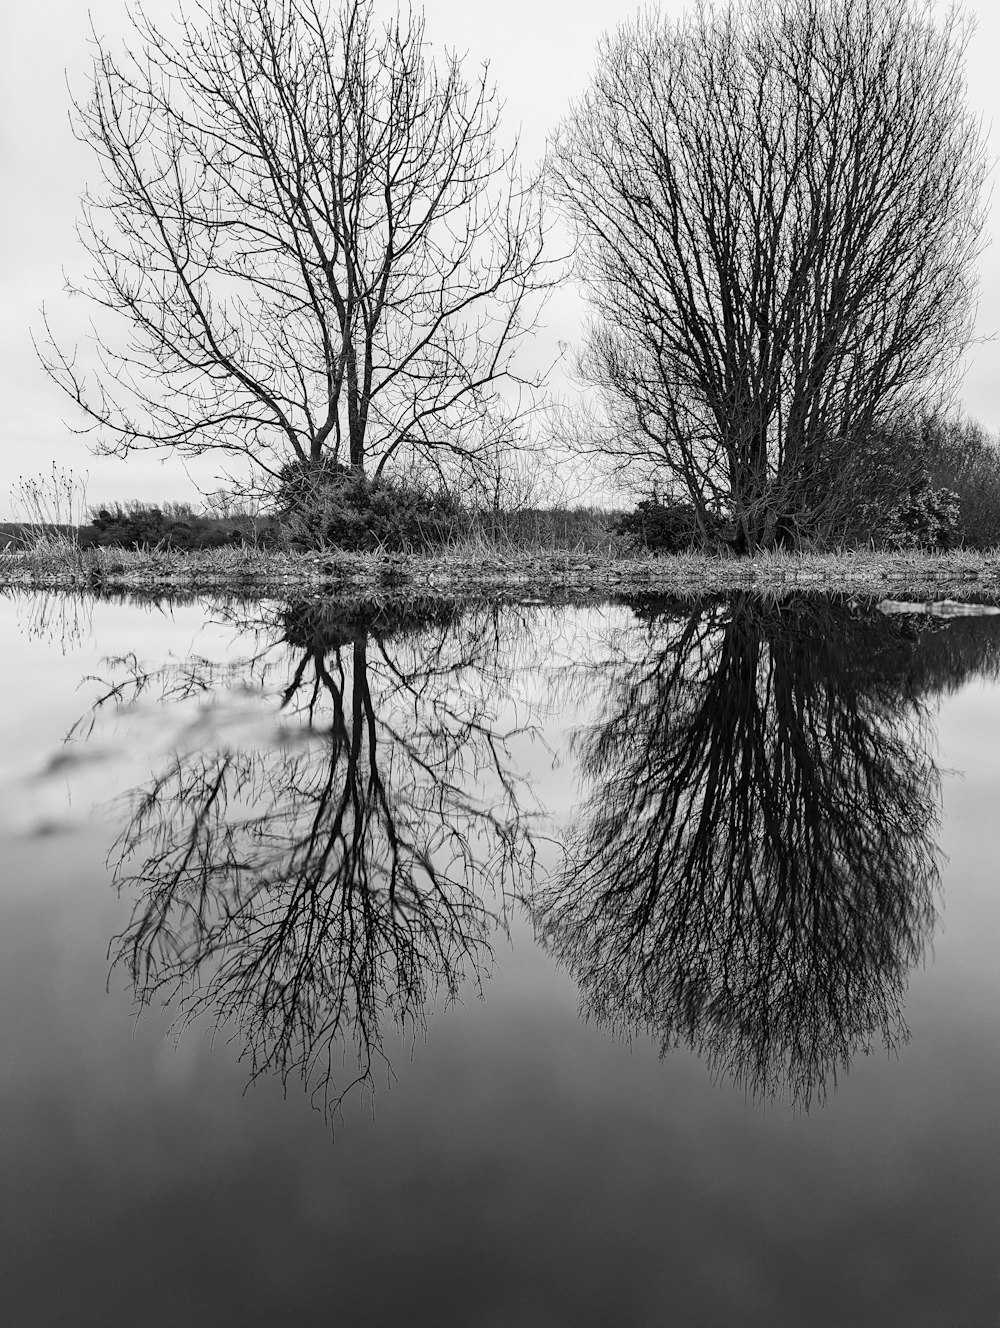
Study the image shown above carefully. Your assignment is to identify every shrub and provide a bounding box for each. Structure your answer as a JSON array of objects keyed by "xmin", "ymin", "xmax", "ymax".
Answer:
[
  {"xmin": 274, "ymin": 460, "xmax": 467, "ymax": 550},
  {"xmin": 815, "ymin": 412, "xmax": 985, "ymax": 549},
  {"xmin": 883, "ymin": 474, "xmax": 961, "ymax": 550},
  {"xmin": 615, "ymin": 498, "xmax": 701, "ymax": 553},
  {"xmin": 923, "ymin": 416, "xmax": 1000, "ymax": 548},
  {"xmin": 844, "ymin": 410, "xmax": 1000, "ymax": 549}
]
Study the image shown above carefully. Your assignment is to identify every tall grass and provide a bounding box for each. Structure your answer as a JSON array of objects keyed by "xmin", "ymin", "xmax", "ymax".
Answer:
[
  {"xmin": 10, "ymin": 464, "xmax": 89, "ymax": 549},
  {"xmin": 5, "ymin": 464, "xmax": 91, "ymax": 577}
]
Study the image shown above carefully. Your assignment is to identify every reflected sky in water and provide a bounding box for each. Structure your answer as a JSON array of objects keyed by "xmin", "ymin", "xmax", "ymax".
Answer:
[{"xmin": 1, "ymin": 589, "xmax": 999, "ymax": 1326}]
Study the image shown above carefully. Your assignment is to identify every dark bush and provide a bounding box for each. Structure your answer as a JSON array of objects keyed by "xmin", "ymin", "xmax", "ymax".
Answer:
[
  {"xmin": 615, "ymin": 498, "xmax": 701, "ymax": 553},
  {"xmin": 85, "ymin": 506, "xmax": 170, "ymax": 548},
  {"xmin": 883, "ymin": 474, "xmax": 961, "ymax": 550},
  {"xmin": 838, "ymin": 411, "xmax": 1000, "ymax": 549},
  {"xmin": 274, "ymin": 459, "xmax": 468, "ymax": 550},
  {"xmin": 82, "ymin": 505, "xmax": 250, "ymax": 550}
]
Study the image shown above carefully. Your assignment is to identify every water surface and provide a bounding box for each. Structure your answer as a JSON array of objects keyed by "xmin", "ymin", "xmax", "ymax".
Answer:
[{"xmin": 2, "ymin": 589, "xmax": 998, "ymax": 1326}]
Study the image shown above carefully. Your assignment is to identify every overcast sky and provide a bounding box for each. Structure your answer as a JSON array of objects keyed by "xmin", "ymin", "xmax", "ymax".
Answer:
[{"xmin": 2, "ymin": 0, "xmax": 999, "ymax": 517}]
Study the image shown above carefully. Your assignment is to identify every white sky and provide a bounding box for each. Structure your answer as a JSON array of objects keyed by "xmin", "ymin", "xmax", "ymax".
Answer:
[{"xmin": 2, "ymin": 0, "xmax": 999, "ymax": 517}]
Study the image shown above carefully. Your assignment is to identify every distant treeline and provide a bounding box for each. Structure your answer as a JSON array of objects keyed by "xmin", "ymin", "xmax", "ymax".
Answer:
[{"xmin": 1, "ymin": 497, "xmax": 624, "ymax": 555}]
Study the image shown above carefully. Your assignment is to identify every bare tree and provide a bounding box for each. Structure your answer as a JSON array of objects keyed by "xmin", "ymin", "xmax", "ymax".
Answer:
[
  {"xmin": 39, "ymin": 0, "xmax": 551, "ymax": 488},
  {"xmin": 550, "ymin": 0, "xmax": 986, "ymax": 551}
]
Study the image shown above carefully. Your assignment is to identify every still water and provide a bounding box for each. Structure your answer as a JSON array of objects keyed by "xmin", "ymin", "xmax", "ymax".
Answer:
[{"xmin": 1, "ymin": 589, "xmax": 998, "ymax": 1326}]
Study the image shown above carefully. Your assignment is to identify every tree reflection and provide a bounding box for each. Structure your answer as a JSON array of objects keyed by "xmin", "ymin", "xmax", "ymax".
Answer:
[
  {"xmin": 60, "ymin": 589, "xmax": 1000, "ymax": 1112},
  {"xmin": 533, "ymin": 594, "xmax": 971, "ymax": 1107},
  {"xmin": 76, "ymin": 597, "xmax": 540, "ymax": 1115}
]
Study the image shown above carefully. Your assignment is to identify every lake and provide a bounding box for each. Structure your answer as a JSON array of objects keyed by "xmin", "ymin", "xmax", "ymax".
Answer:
[{"xmin": 2, "ymin": 588, "xmax": 998, "ymax": 1327}]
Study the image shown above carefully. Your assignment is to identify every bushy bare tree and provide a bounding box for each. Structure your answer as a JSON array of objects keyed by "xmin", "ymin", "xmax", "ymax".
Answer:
[
  {"xmin": 551, "ymin": 0, "xmax": 986, "ymax": 551},
  {"xmin": 39, "ymin": 0, "xmax": 551, "ymax": 487}
]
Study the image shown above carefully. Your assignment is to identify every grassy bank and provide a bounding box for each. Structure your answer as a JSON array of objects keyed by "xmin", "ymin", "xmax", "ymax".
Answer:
[{"xmin": 2, "ymin": 539, "xmax": 1000, "ymax": 601}]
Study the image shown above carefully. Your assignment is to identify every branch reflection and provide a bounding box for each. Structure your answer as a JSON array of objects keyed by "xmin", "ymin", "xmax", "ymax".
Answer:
[
  {"xmin": 80, "ymin": 598, "xmax": 540, "ymax": 1115},
  {"xmin": 533, "ymin": 594, "xmax": 993, "ymax": 1107}
]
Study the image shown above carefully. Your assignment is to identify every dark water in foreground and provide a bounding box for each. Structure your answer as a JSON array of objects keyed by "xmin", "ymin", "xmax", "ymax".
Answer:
[{"xmin": 1, "ymin": 589, "xmax": 998, "ymax": 1326}]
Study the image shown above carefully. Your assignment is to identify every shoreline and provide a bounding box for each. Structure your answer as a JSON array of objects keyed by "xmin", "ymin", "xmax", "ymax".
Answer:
[{"xmin": 2, "ymin": 545, "xmax": 1000, "ymax": 601}]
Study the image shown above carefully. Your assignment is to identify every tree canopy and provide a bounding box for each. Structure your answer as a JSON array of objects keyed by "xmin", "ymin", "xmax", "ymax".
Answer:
[
  {"xmin": 40, "ymin": 0, "xmax": 551, "ymax": 488},
  {"xmin": 551, "ymin": 0, "xmax": 987, "ymax": 551}
]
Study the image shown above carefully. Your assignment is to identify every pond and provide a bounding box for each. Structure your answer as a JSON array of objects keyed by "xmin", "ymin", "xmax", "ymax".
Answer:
[{"xmin": 2, "ymin": 588, "xmax": 998, "ymax": 1327}]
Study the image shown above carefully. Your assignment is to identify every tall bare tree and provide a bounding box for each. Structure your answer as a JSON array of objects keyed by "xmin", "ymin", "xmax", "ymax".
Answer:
[
  {"xmin": 39, "ymin": 0, "xmax": 551, "ymax": 487},
  {"xmin": 550, "ymin": 0, "xmax": 986, "ymax": 551}
]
